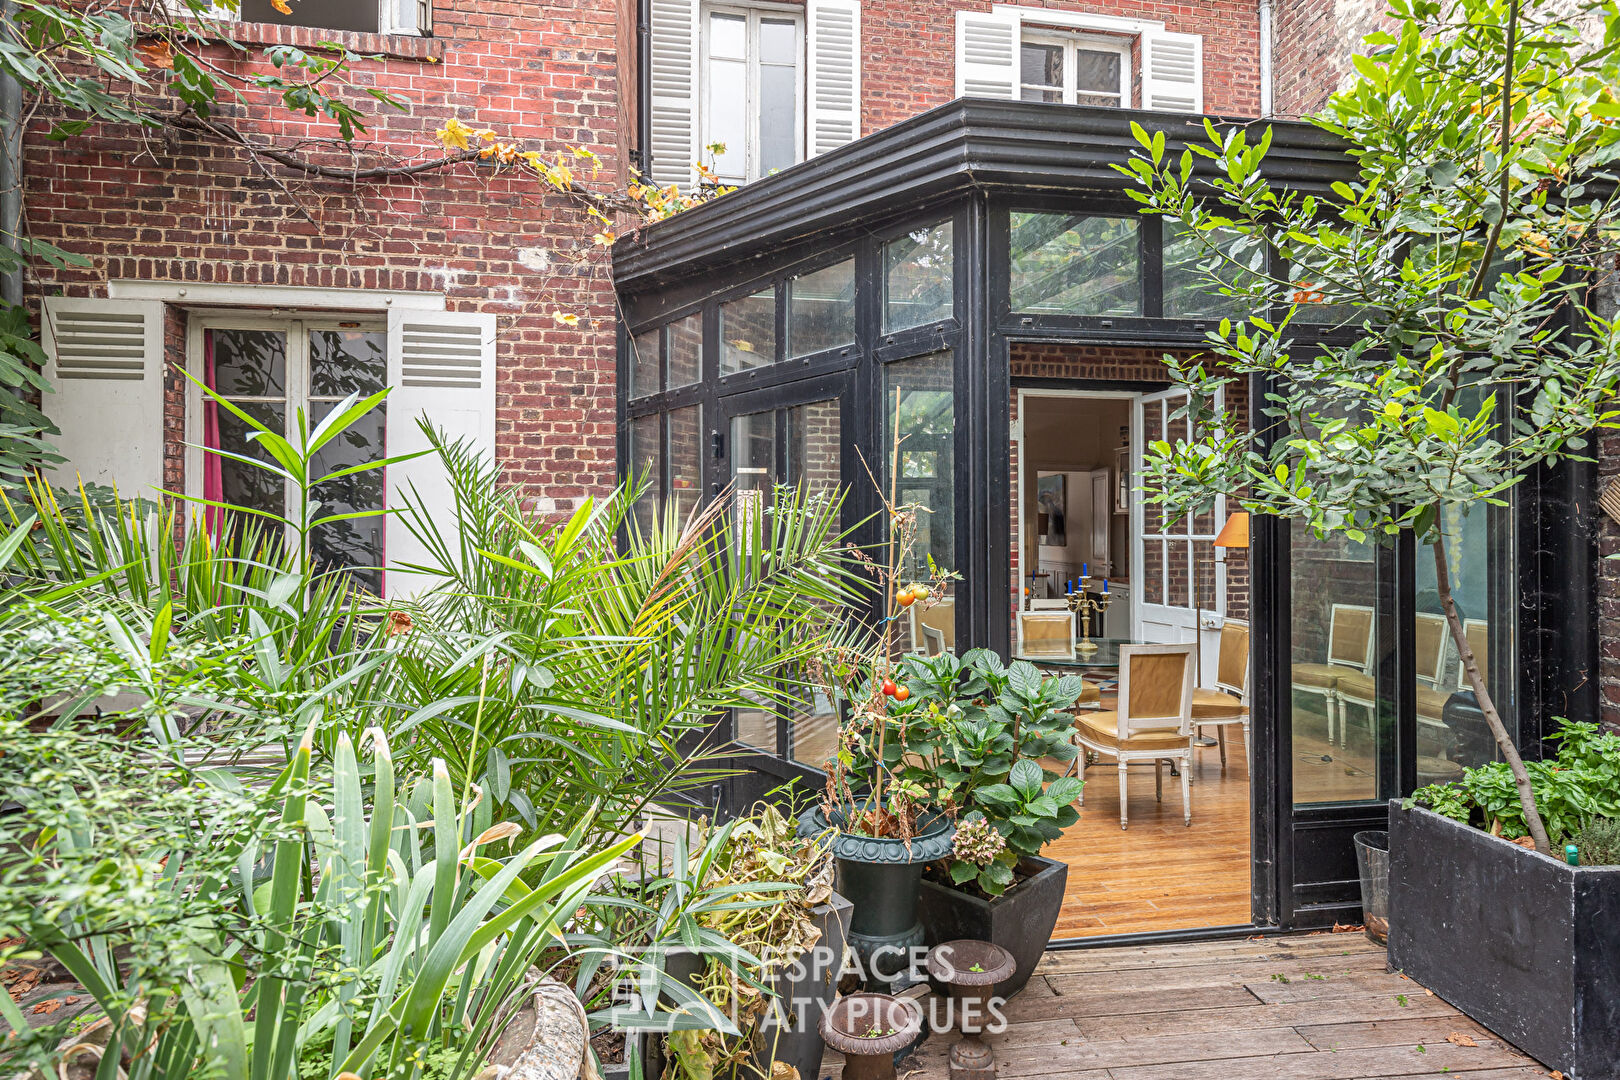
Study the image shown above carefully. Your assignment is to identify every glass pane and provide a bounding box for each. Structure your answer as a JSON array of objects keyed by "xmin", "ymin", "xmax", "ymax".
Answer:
[
  {"xmin": 310, "ymin": 400, "xmax": 385, "ymax": 594},
  {"xmin": 628, "ymin": 414, "xmax": 661, "ymax": 533},
  {"xmin": 759, "ymin": 60, "xmax": 799, "ymax": 176},
  {"xmin": 789, "ymin": 684, "xmax": 839, "ymax": 768},
  {"xmin": 1166, "ymin": 539, "xmax": 1190, "ymax": 607},
  {"xmin": 732, "ymin": 410, "xmax": 776, "ymax": 546},
  {"xmin": 630, "ymin": 328, "xmax": 661, "ymax": 398},
  {"xmin": 710, "ymin": 11, "xmax": 746, "ymax": 57},
  {"xmin": 789, "ymin": 259, "xmax": 855, "ymax": 357},
  {"xmin": 884, "ymin": 351, "xmax": 955, "ymax": 588},
  {"xmin": 760, "ymin": 18, "xmax": 797, "ymax": 63},
  {"xmin": 241, "ymin": 0, "xmax": 377, "ymax": 33},
  {"xmin": 1414, "ymin": 405, "xmax": 1516, "ymax": 771},
  {"xmin": 1291, "ymin": 522, "xmax": 1389, "ymax": 806},
  {"xmin": 668, "ymin": 404, "xmax": 703, "ymax": 523},
  {"xmin": 209, "ymin": 328, "xmax": 286, "ymax": 398},
  {"xmin": 884, "ymin": 221, "xmax": 954, "ymax": 332},
  {"xmin": 1075, "ymin": 48, "xmax": 1122, "ymax": 93},
  {"xmin": 217, "ymin": 399, "xmax": 287, "ymax": 544},
  {"xmin": 309, "ymin": 329, "xmax": 385, "ymax": 398},
  {"xmin": 786, "ymin": 400, "xmax": 841, "ymax": 532},
  {"xmin": 1164, "ymin": 221, "xmax": 1266, "ymax": 319},
  {"xmin": 1141, "ymin": 538, "xmax": 1164, "ymax": 605},
  {"xmin": 1288, "ymin": 256, "xmax": 1361, "ymax": 325},
  {"xmin": 720, "ymin": 291, "xmax": 776, "ymax": 375},
  {"xmin": 708, "ymin": 52, "xmax": 747, "ymax": 180},
  {"xmin": 668, "ymin": 313, "xmax": 702, "ymax": 388},
  {"xmin": 1010, "ymin": 212, "xmax": 1141, "ymax": 316},
  {"xmin": 1020, "ymin": 42, "xmax": 1063, "ymax": 90},
  {"xmin": 735, "ymin": 704, "xmax": 776, "ymax": 752}
]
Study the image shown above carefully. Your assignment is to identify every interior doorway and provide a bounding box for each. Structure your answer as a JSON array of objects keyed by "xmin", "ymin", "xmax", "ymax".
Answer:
[{"xmin": 1011, "ymin": 385, "xmax": 1252, "ymax": 939}]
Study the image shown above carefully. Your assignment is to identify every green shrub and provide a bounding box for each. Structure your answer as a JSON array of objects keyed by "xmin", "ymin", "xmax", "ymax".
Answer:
[
  {"xmin": 1409, "ymin": 720, "xmax": 1620, "ymax": 844},
  {"xmin": 1566, "ymin": 818, "xmax": 1620, "ymax": 866}
]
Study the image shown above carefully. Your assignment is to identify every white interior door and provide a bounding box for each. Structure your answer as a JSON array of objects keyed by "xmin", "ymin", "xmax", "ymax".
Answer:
[{"xmin": 1132, "ymin": 387, "xmax": 1226, "ymax": 683}]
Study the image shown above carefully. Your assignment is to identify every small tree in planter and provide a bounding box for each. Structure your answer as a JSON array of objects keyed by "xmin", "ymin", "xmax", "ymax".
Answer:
[{"xmin": 1120, "ymin": 0, "xmax": 1620, "ymax": 854}]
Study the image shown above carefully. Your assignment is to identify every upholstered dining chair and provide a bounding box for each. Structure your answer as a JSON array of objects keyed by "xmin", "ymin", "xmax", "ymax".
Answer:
[
  {"xmin": 1017, "ymin": 610, "xmax": 1077, "ymax": 661},
  {"xmin": 1072, "ymin": 643, "xmax": 1196, "ymax": 829},
  {"xmin": 909, "ymin": 598, "xmax": 956, "ymax": 655},
  {"xmin": 1333, "ymin": 611, "xmax": 1449, "ymax": 752},
  {"xmin": 1192, "ymin": 619, "xmax": 1250, "ymax": 771},
  {"xmin": 1290, "ymin": 603, "xmax": 1375, "ymax": 747},
  {"xmin": 922, "ymin": 624, "xmax": 947, "ymax": 657}
]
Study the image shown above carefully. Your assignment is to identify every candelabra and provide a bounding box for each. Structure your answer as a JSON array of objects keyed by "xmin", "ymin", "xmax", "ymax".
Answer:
[{"xmin": 1065, "ymin": 576, "xmax": 1113, "ymax": 655}]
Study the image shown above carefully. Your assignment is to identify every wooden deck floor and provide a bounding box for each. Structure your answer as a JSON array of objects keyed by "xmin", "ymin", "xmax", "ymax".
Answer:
[{"xmin": 829, "ymin": 934, "xmax": 1547, "ymax": 1079}]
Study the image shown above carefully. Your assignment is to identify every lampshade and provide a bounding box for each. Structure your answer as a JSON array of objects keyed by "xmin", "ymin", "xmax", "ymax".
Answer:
[{"xmin": 1213, "ymin": 511, "xmax": 1250, "ymax": 549}]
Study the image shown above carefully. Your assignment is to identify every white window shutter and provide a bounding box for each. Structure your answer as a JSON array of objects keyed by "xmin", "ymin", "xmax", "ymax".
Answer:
[
  {"xmin": 1141, "ymin": 30, "xmax": 1203, "ymax": 112},
  {"xmin": 807, "ymin": 0, "xmax": 860, "ymax": 157},
  {"xmin": 40, "ymin": 297, "xmax": 165, "ymax": 500},
  {"xmin": 955, "ymin": 9, "xmax": 1020, "ymax": 100},
  {"xmin": 648, "ymin": 0, "xmax": 701, "ymax": 189},
  {"xmin": 384, "ymin": 309, "xmax": 496, "ymax": 600}
]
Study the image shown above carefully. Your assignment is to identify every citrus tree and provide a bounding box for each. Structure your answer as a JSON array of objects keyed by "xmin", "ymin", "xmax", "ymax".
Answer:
[{"xmin": 1121, "ymin": 0, "xmax": 1620, "ymax": 854}]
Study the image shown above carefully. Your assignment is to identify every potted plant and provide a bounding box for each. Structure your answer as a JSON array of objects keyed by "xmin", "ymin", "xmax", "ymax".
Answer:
[
  {"xmin": 799, "ymin": 394, "xmax": 958, "ymax": 984},
  {"xmin": 1392, "ymin": 721, "xmax": 1620, "ymax": 1080},
  {"xmin": 1119, "ymin": 0, "xmax": 1620, "ymax": 1072},
  {"xmin": 864, "ymin": 649, "xmax": 1084, "ymax": 999}
]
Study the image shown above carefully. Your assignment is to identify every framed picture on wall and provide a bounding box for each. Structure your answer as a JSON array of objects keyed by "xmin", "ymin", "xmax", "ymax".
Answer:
[
  {"xmin": 1036, "ymin": 472, "xmax": 1066, "ymax": 546},
  {"xmin": 1114, "ymin": 447, "xmax": 1130, "ymax": 514}
]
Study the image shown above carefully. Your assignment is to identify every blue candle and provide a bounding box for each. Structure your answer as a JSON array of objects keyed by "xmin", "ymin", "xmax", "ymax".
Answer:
[
  {"xmin": 1082, "ymin": 562, "xmax": 1088, "ymax": 577},
  {"xmin": 1102, "ymin": 578, "xmax": 1109, "ymax": 594},
  {"xmin": 1066, "ymin": 579, "xmax": 1073, "ymax": 595}
]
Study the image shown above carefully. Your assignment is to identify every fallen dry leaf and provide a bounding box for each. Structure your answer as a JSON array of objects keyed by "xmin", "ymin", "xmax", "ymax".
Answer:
[
  {"xmin": 30, "ymin": 998, "xmax": 61, "ymax": 1015},
  {"xmin": 1446, "ymin": 1032, "xmax": 1478, "ymax": 1047}
]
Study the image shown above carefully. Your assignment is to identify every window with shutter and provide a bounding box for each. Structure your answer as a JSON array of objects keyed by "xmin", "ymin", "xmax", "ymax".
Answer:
[
  {"xmin": 199, "ymin": 0, "xmax": 430, "ymax": 35},
  {"xmin": 1141, "ymin": 30, "xmax": 1204, "ymax": 112},
  {"xmin": 701, "ymin": 6, "xmax": 805, "ymax": 184},
  {"xmin": 384, "ymin": 309, "xmax": 497, "ymax": 599},
  {"xmin": 41, "ymin": 297, "xmax": 166, "ymax": 499},
  {"xmin": 955, "ymin": 10, "xmax": 1021, "ymax": 99},
  {"xmin": 807, "ymin": 0, "xmax": 860, "ymax": 157},
  {"xmin": 649, "ymin": 0, "xmax": 702, "ymax": 188}
]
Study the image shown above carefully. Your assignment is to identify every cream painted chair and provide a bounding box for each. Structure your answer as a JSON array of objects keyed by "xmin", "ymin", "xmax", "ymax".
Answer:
[
  {"xmin": 1029, "ymin": 597, "xmax": 1071, "ymax": 611},
  {"xmin": 1192, "ymin": 619, "xmax": 1250, "ymax": 771},
  {"xmin": 909, "ymin": 598, "xmax": 956, "ymax": 655},
  {"xmin": 1072, "ymin": 643, "xmax": 1197, "ymax": 829},
  {"xmin": 1017, "ymin": 610, "xmax": 1077, "ymax": 661},
  {"xmin": 922, "ymin": 624, "xmax": 947, "ymax": 657},
  {"xmin": 1291, "ymin": 603, "xmax": 1375, "ymax": 747}
]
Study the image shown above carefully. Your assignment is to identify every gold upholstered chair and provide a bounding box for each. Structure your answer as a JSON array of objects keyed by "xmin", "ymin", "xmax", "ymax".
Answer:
[
  {"xmin": 1191, "ymin": 619, "xmax": 1250, "ymax": 770},
  {"xmin": 1072, "ymin": 643, "xmax": 1196, "ymax": 829},
  {"xmin": 1017, "ymin": 610, "xmax": 1076, "ymax": 661}
]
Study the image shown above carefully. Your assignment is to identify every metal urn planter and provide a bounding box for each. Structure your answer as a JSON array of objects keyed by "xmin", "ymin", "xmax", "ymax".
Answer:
[
  {"xmin": 1389, "ymin": 802, "xmax": 1620, "ymax": 1080},
  {"xmin": 818, "ymin": 992, "xmax": 924, "ymax": 1080},
  {"xmin": 926, "ymin": 939, "xmax": 1017, "ymax": 1080},
  {"xmin": 798, "ymin": 805, "xmax": 955, "ymax": 984},
  {"xmin": 918, "ymin": 854, "xmax": 1066, "ymax": 1000}
]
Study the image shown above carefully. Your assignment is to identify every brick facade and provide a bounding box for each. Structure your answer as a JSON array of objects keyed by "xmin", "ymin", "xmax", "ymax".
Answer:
[{"xmin": 26, "ymin": 4, "xmax": 629, "ymax": 513}]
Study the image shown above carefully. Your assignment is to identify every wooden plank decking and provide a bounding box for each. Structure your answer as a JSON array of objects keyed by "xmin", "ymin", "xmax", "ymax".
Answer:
[{"xmin": 828, "ymin": 934, "xmax": 1547, "ymax": 1079}]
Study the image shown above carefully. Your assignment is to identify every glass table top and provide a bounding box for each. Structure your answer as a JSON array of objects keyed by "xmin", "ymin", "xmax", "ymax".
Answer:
[{"xmin": 1013, "ymin": 639, "xmax": 1134, "ymax": 669}]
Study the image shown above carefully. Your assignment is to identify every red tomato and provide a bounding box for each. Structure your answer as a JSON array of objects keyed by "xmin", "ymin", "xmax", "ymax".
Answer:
[
  {"xmin": 880, "ymin": 678, "xmax": 898, "ymax": 697},
  {"xmin": 894, "ymin": 685, "xmax": 911, "ymax": 702}
]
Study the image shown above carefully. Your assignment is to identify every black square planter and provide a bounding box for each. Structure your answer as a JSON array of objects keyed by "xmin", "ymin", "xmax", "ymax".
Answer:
[
  {"xmin": 1389, "ymin": 802, "xmax": 1620, "ymax": 1080},
  {"xmin": 917, "ymin": 854, "xmax": 1068, "ymax": 1000}
]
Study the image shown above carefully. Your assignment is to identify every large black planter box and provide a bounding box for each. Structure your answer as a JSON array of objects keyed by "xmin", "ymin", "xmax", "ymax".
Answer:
[
  {"xmin": 917, "ymin": 854, "xmax": 1068, "ymax": 1000},
  {"xmin": 1389, "ymin": 802, "xmax": 1620, "ymax": 1080}
]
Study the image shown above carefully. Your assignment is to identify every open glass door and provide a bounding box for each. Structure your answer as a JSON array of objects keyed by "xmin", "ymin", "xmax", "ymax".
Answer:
[{"xmin": 1134, "ymin": 387, "xmax": 1225, "ymax": 677}]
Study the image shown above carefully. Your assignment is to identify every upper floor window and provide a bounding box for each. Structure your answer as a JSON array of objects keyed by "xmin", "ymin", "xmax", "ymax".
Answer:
[
  {"xmin": 230, "ymin": 0, "xmax": 429, "ymax": 35},
  {"xmin": 702, "ymin": 6, "xmax": 804, "ymax": 184},
  {"xmin": 647, "ymin": 0, "xmax": 861, "ymax": 191},
  {"xmin": 1018, "ymin": 32, "xmax": 1130, "ymax": 108}
]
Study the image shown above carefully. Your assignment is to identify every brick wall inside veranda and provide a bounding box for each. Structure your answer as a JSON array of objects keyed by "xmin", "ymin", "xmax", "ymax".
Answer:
[
  {"xmin": 1007, "ymin": 342, "xmax": 1251, "ymax": 632},
  {"xmin": 25, "ymin": 5, "xmax": 631, "ymax": 514}
]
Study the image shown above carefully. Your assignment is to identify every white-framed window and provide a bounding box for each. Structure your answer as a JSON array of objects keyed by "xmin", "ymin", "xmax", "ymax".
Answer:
[
  {"xmin": 701, "ymin": 4, "xmax": 806, "ymax": 184},
  {"xmin": 188, "ymin": 314, "xmax": 390, "ymax": 592},
  {"xmin": 189, "ymin": 0, "xmax": 429, "ymax": 36},
  {"xmin": 1018, "ymin": 30, "xmax": 1131, "ymax": 108}
]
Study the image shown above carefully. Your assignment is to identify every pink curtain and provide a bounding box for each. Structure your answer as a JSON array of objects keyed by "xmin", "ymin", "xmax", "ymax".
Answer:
[{"xmin": 202, "ymin": 331, "xmax": 223, "ymax": 537}]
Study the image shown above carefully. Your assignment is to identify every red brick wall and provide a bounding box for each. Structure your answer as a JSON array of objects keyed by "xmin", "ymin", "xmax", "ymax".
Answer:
[
  {"xmin": 860, "ymin": 0, "xmax": 1263, "ymax": 131},
  {"xmin": 1270, "ymin": 0, "xmax": 1392, "ymax": 119},
  {"xmin": 24, "ymin": 6, "xmax": 628, "ymax": 513}
]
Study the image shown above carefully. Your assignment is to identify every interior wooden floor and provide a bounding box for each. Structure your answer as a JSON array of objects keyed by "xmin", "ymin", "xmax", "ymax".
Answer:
[{"xmin": 1046, "ymin": 729, "xmax": 1253, "ymax": 938}]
